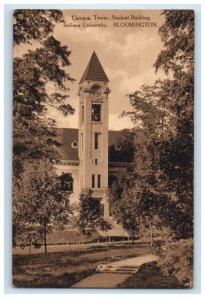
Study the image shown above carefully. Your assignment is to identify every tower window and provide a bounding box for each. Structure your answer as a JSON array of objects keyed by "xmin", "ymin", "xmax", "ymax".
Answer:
[
  {"xmin": 81, "ymin": 134, "xmax": 83, "ymax": 150},
  {"xmin": 92, "ymin": 104, "xmax": 101, "ymax": 122},
  {"xmin": 92, "ymin": 174, "xmax": 95, "ymax": 188},
  {"xmin": 94, "ymin": 133, "xmax": 100, "ymax": 149},
  {"xmin": 97, "ymin": 175, "xmax": 101, "ymax": 188},
  {"xmin": 95, "ymin": 159, "xmax": 98, "ymax": 165},
  {"xmin": 81, "ymin": 105, "xmax": 84, "ymax": 123}
]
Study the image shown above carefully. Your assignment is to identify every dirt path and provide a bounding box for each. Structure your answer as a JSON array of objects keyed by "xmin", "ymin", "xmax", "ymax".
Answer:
[{"xmin": 71, "ymin": 273, "xmax": 130, "ymax": 288}]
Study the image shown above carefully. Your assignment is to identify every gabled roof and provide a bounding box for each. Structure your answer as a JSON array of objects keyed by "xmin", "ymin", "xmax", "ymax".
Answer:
[
  {"xmin": 56, "ymin": 128, "xmax": 79, "ymax": 161},
  {"xmin": 56, "ymin": 128, "xmax": 133, "ymax": 163},
  {"xmin": 79, "ymin": 51, "xmax": 109, "ymax": 84},
  {"xmin": 108, "ymin": 130, "xmax": 133, "ymax": 163}
]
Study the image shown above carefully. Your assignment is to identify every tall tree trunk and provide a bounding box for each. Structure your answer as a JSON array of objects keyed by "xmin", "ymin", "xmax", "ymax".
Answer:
[
  {"xmin": 12, "ymin": 225, "xmax": 16, "ymax": 248},
  {"xmin": 149, "ymin": 221, "xmax": 153, "ymax": 253},
  {"xmin": 132, "ymin": 231, "xmax": 135, "ymax": 245},
  {"xmin": 44, "ymin": 225, "xmax": 47, "ymax": 254}
]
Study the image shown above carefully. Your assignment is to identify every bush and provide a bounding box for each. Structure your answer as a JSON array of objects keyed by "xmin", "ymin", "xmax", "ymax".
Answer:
[
  {"xmin": 157, "ymin": 239, "xmax": 193, "ymax": 288},
  {"xmin": 118, "ymin": 261, "xmax": 182, "ymax": 288}
]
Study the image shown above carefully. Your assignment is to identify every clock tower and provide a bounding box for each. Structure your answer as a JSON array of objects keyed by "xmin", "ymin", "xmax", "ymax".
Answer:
[{"xmin": 78, "ymin": 51, "xmax": 111, "ymax": 219}]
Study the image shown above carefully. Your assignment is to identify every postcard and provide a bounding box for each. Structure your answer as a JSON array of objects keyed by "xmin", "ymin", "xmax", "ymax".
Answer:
[{"xmin": 12, "ymin": 9, "xmax": 194, "ymax": 289}]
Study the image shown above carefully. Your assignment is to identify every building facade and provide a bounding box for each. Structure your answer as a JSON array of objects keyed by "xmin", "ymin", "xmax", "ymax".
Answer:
[{"xmin": 55, "ymin": 52, "xmax": 133, "ymax": 221}]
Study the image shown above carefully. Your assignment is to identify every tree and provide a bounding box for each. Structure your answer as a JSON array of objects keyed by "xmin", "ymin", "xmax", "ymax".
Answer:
[
  {"xmin": 13, "ymin": 10, "xmax": 64, "ymax": 45},
  {"xmin": 13, "ymin": 10, "xmax": 75, "ymax": 177},
  {"xmin": 77, "ymin": 189, "xmax": 111, "ymax": 237},
  {"xmin": 154, "ymin": 10, "xmax": 194, "ymax": 75},
  {"xmin": 13, "ymin": 36, "xmax": 75, "ymax": 177},
  {"xmin": 113, "ymin": 10, "xmax": 194, "ymax": 242},
  {"xmin": 13, "ymin": 160, "xmax": 71, "ymax": 253},
  {"xmin": 158, "ymin": 239, "xmax": 193, "ymax": 288},
  {"xmin": 122, "ymin": 81, "xmax": 193, "ymax": 240},
  {"xmin": 154, "ymin": 10, "xmax": 194, "ymax": 238},
  {"xmin": 13, "ymin": 10, "xmax": 75, "ymax": 248},
  {"xmin": 109, "ymin": 175, "xmax": 139, "ymax": 244}
]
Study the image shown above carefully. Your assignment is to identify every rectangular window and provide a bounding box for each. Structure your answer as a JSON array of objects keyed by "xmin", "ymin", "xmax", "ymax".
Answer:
[
  {"xmin": 92, "ymin": 104, "xmax": 101, "ymax": 122},
  {"xmin": 81, "ymin": 134, "xmax": 83, "ymax": 150},
  {"xmin": 81, "ymin": 105, "xmax": 84, "ymax": 123},
  {"xmin": 95, "ymin": 159, "xmax": 98, "ymax": 165},
  {"xmin": 94, "ymin": 133, "xmax": 101, "ymax": 150},
  {"xmin": 94, "ymin": 133, "xmax": 100, "ymax": 149},
  {"xmin": 92, "ymin": 174, "xmax": 95, "ymax": 188},
  {"xmin": 97, "ymin": 175, "xmax": 101, "ymax": 188}
]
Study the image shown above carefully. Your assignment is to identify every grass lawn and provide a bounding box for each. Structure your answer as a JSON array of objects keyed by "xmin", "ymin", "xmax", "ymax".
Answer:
[
  {"xmin": 13, "ymin": 242, "xmax": 149, "ymax": 288},
  {"xmin": 118, "ymin": 262, "xmax": 183, "ymax": 289}
]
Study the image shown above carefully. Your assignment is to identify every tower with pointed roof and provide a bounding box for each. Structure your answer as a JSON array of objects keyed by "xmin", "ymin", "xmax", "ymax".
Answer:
[{"xmin": 78, "ymin": 51, "xmax": 111, "ymax": 219}]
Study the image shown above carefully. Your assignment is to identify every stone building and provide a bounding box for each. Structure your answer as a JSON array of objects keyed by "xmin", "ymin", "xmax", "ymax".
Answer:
[{"xmin": 55, "ymin": 52, "xmax": 133, "ymax": 234}]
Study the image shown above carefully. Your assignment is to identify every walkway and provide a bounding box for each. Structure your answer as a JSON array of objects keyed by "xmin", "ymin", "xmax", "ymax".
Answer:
[
  {"xmin": 72, "ymin": 273, "xmax": 130, "ymax": 288},
  {"xmin": 71, "ymin": 254, "xmax": 158, "ymax": 288}
]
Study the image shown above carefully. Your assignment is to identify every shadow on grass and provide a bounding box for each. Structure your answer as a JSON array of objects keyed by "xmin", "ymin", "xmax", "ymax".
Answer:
[{"xmin": 13, "ymin": 269, "xmax": 95, "ymax": 288}]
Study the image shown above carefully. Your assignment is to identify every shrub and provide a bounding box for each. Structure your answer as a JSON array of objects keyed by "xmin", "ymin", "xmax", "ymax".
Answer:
[{"xmin": 157, "ymin": 239, "xmax": 193, "ymax": 288}]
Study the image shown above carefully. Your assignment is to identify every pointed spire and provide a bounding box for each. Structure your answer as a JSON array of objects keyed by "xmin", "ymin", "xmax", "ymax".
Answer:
[{"xmin": 79, "ymin": 51, "xmax": 109, "ymax": 84}]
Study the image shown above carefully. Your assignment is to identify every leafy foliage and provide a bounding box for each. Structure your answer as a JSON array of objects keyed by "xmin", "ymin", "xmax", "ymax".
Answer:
[
  {"xmin": 13, "ymin": 34, "xmax": 75, "ymax": 177},
  {"xmin": 13, "ymin": 161, "xmax": 71, "ymax": 253},
  {"xmin": 13, "ymin": 10, "xmax": 75, "ymax": 251},
  {"xmin": 13, "ymin": 10, "xmax": 64, "ymax": 45},
  {"xmin": 157, "ymin": 239, "xmax": 193, "ymax": 288},
  {"xmin": 154, "ymin": 10, "xmax": 194, "ymax": 238},
  {"xmin": 77, "ymin": 190, "xmax": 111, "ymax": 236},
  {"xmin": 112, "ymin": 10, "xmax": 194, "ymax": 242},
  {"xmin": 154, "ymin": 10, "xmax": 194, "ymax": 75},
  {"xmin": 118, "ymin": 261, "xmax": 182, "ymax": 288},
  {"xmin": 109, "ymin": 176, "xmax": 139, "ymax": 243}
]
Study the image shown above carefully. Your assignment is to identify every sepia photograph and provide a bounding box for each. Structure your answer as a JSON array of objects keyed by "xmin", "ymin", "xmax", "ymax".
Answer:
[{"xmin": 12, "ymin": 9, "xmax": 194, "ymax": 289}]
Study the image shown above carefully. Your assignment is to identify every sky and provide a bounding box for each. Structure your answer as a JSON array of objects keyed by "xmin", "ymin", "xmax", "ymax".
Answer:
[{"xmin": 15, "ymin": 9, "xmax": 168, "ymax": 130}]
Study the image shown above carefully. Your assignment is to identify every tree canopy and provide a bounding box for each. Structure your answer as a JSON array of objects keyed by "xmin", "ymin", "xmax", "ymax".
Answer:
[
  {"xmin": 110, "ymin": 10, "xmax": 194, "ymax": 241},
  {"xmin": 13, "ymin": 160, "xmax": 71, "ymax": 253},
  {"xmin": 13, "ymin": 11, "xmax": 75, "ymax": 177},
  {"xmin": 13, "ymin": 10, "xmax": 75, "ymax": 250},
  {"xmin": 77, "ymin": 189, "xmax": 111, "ymax": 237},
  {"xmin": 13, "ymin": 10, "xmax": 64, "ymax": 45}
]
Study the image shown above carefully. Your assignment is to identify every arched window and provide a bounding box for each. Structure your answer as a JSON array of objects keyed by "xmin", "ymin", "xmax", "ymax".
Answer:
[
  {"xmin": 92, "ymin": 104, "xmax": 101, "ymax": 122},
  {"xmin": 59, "ymin": 172, "xmax": 73, "ymax": 192}
]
